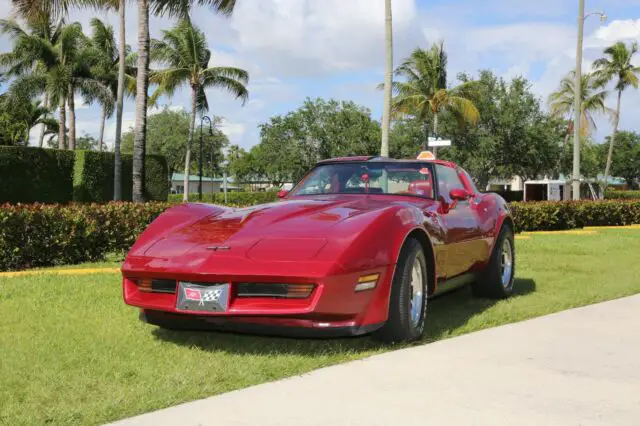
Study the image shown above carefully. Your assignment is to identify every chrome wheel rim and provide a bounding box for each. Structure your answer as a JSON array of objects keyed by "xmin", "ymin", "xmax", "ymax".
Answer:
[
  {"xmin": 501, "ymin": 238, "xmax": 513, "ymax": 288},
  {"xmin": 409, "ymin": 256, "xmax": 425, "ymax": 328}
]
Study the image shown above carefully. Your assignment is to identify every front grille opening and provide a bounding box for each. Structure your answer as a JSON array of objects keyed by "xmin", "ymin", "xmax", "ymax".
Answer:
[
  {"xmin": 136, "ymin": 279, "xmax": 177, "ymax": 294},
  {"xmin": 236, "ymin": 283, "xmax": 315, "ymax": 299}
]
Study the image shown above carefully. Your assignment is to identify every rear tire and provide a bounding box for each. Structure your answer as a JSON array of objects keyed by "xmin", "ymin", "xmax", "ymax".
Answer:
[
  {"xmin": 472, "ymin": 224, "xmax": 515, "ymax": 298},
  {"xmin": 373, "ymin": 238, "xmax": 428, "ymax": 344}
]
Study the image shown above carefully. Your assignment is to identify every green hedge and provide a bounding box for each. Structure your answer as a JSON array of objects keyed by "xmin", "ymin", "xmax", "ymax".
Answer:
[
  {"xmin": 511, "ymin": 200, "xmax": 640, "ymax": 232},
  {"xmin": 0, "ymin": 202, "xmax": 171, "ymax": 271},
  {"xmin": 168, "ymin": 191, "xmax": 279, "ymax": 207},
  {"xmin": 73, "ymin": 151, "xmax": 169, "ymax": 202},
  {"xmin": 605, "ymin": 190, "xmax": 640, "ymax": 200},
  {"xmin": 0, "ymin": 146, "xmax": 75, "ymax": 204},
  {"xmin": 2, "ymin": 198, "xmax": 640, "ymax": 271}
]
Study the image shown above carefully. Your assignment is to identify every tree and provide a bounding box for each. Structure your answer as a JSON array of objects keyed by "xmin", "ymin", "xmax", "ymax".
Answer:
[
  {"xmin": 75, "ymin": 133, "xmax": 100, "ymax": 150},
  {"xmin": 548, "ymin": 71, "xmax": 611, "ymax": 145},
  {"xmin": 150, "ymin": 19, "xmax": 248, "ymax": 202},
  {"xmin": 121, "ymin": 107, "xmax": 228, "ymax": 179},
  {"xmin": 87, "ymin": 18, "xmax": 136, "ymax": 152},
  {"xmin": 1, "ymin": 19, "xmax": 112, "ymax": 150},
  {"xmin": 235, "ymin": 98, "xmax": 381, "ymax": 185},
  {"xmin": 380, "ymin": 0, "xmax": 392, "ymax": 157},
  {"xmin": 437, "ymin": 71, "xmax": 563, "ymax": 188},
  {"xmin": 593, "ymin": 41, "xmax": 640, "ymax": 189},
  {"xmin": 388, "ymin": 43, "xmax": 479, "ymax": 154},
  {"xmin": 604, "ymin": 131, "xmax": 640, "ymax": 188}
]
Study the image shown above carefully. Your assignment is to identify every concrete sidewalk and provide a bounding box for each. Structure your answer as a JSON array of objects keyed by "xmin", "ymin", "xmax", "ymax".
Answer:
[{"xmin": 110, "ymin": 295, "xmax": 640, "ymax": 426}]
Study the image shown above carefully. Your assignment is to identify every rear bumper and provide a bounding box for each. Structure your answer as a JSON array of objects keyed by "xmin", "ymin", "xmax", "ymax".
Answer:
[{"xmin": 140, "ymin": 309, "xmax": 383, "ymax": 338}]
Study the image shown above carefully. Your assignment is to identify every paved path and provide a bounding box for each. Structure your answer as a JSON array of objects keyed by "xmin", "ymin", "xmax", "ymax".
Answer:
[{"xmin": 110, "ymin": 295, "xmax": 640, "ymax": 426}]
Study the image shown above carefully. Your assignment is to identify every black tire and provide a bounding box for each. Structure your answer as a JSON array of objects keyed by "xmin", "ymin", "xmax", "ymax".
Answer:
[
  {"xmin": 373, "ymin": 238, "xmax": 428, "ymax": 344},
  {"xmin": 472, "ymin": 224, "xmax": 515, "ymax": 298}
]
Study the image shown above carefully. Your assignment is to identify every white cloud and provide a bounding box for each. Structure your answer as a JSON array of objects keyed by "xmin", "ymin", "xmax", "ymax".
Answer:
[{"xmin": 591, "ymin": 19, "xmax": 640, "ymax": 44}]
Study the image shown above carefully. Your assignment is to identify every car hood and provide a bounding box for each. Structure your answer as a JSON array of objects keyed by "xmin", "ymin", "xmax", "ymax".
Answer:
[{"xmin": 142, "ymin": 196, "xmax": 397, "ymax": 259}]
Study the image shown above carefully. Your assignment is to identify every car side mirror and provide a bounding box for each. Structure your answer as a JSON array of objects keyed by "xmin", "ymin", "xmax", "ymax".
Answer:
[
  {"xmin": 449, "ymin": 188, "xmax": 470, "ymax": 201},
  {"xmin": 277, "ymin": 189, "xmax": 289, "ymax": 199}
]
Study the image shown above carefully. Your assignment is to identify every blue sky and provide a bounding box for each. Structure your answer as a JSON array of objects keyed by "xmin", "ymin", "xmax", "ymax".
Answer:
[{"xmin": 2, "ymin": 0, "xmax": 640, "ymax": 150}]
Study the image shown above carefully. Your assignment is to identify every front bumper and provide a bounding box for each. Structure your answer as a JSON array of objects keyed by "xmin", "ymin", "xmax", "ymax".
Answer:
[{"xmin": 122, "ymin": 265, "xmax": 395, "ymax": 335}]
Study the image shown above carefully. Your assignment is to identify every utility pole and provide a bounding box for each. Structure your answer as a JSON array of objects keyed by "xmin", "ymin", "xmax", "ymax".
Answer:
[
  {"xmin": 380, "ymin": 0, "xmax": 393, "ymax": 157},
  {"xmin": 572, "ymin": 0, "xmax": 585, "ymax": 201}
]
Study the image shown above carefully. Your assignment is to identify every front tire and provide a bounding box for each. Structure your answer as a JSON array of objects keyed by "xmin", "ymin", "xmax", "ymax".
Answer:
[
  {"xmin": 472, "ymin": 224, "xmax": 515, "ymax": 298},
  {"xmin": 373, "ymin": 238, "xmax": 428, "ymax": 344}
]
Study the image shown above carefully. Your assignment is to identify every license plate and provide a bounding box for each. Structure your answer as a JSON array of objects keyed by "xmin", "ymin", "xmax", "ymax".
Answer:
[{"xmin": 176, "ymin": 282, "xmax": 229, "ymax": 312}]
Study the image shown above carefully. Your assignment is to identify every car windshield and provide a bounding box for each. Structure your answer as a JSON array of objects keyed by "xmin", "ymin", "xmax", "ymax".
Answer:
[{"xmin": 289, "ymin": 162, "xmax": 435, "ymax": 199}]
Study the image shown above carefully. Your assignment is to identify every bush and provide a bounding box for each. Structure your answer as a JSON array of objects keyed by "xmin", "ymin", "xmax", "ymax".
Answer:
[
  {"xmin": 0, "ymin": 146, "xmax": 75, "ymax": 204},
  {"xmin": 511, "ymin": 200, "xmax": 640, "ymax": 232},
  {"xmin": 73, "ymin": 151, "xmax": 168, "ymax": 202},
  {"xmin": 167, "ymin": 191, "xmax": 279, "ymax": 207},
  {"xmin": 0, "ymin": 202, "xmax": 171, "ymax": 271},
  {"xmin": 605, "ymin": 189, "xmax": 640, "ymax": 200}
]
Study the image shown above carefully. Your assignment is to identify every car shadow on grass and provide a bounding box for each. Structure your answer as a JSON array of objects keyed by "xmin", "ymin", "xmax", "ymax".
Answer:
[{"xmin": 152, "ymin": 278, "xmax": 536, "ymax": 356}]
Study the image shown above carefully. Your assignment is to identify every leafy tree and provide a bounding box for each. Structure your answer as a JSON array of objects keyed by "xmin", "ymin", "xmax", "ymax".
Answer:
[
  {"xmin": 548, "ymin": 71, "xmax": 611, "ymax": 145},
  {"xmin": 121, "ymin": 107, "xmax": 228, "ymax": 179},
  {"xmin": 75, "ymin": 133, "xmax": 100, "ymax": 150},
  {"xmin": 604, "ymin": 131, "xmax": 640, "ymax": 188},
  {"xmin": 150, "ymin": 19, "xmax": 248, "ymax": 201},
  {"xmin": 593, "ymin": 41, "xmax": 640, "ymax": 189},
  {"xmin": 438, "ymin": 71, "xmax": 563, "ymax": 188},
  {"xmin": 387, "ymin": 44, "xmax": 479, "ymax": 152},
  {"xmin": 232, "ymin": 98, "xmax": 381, "ymax": 185}
]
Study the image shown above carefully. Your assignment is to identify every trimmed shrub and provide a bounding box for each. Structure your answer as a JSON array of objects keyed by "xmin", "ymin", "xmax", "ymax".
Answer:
[
  {"xmin": 0, "ymin": 146, "xmax": 75, "ymax": 204},
  {"xmin": 0, "ymin": 202, "xmax": 171, "ymax": 271},
  {"xmin": 73, "ymin": 151, "xmax": 169, "ymax": 202},
  {"xmin": 167, "ymin": 191, "xmax": 279, "ymax": 207},
  {"xmin": 511, "ymin": 200, "xmax": 640, "ymax": 232},
  {"xmin": 605, "ymin": 190, "xmax": 640, "ymax": 200}
]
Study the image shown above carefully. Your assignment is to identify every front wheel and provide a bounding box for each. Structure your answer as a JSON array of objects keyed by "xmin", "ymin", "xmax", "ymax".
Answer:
[
  {"xmin": 373, "ymin": 238, "xmax": 428, "ymax": 344},
  {"xmin": 472, "ymin": 224, "xmax": 515, "ymax": 298}
]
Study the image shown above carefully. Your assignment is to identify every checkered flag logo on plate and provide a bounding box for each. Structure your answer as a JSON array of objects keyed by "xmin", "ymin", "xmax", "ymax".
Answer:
[{"xmin": 202, "ymin": 289, "xmax": 222, "ymax": 303}]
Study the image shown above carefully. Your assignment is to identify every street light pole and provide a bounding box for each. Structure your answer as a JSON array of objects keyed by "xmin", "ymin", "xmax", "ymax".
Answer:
[
  {"xmin": 573, "ymin": 0, "xmax": 585, "ymax": 201},
  {"xmin": 198, "ymin": 115, "xmax": 213, "ymax": 201}
]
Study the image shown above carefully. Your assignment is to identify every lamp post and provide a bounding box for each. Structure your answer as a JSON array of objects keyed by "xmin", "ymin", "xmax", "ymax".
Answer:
[
  {"xmin": 221, "ymin": 160, "xmax": 229, "ymax": 203},
  {"xmin": 198, "ymin": 115, "xmax": 213, "ymax": 201},
  {"xmin": 573, "ymin": 2, "xmax": 606, "ymax": 200}
]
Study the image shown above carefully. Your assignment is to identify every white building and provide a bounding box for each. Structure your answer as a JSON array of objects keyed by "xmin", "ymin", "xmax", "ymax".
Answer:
[{"xmin": 170, "ymin": 173, "xmax": 237, "ymax": 195}]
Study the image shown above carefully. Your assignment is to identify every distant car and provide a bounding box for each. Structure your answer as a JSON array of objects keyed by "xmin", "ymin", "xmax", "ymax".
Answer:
[{"xmin": 122, "ymin": 155, "xmax": 515, "ymax": 343}]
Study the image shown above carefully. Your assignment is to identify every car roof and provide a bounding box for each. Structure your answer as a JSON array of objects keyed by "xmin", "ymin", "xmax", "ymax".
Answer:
[{"xmin": 316, "ymin": 156, "xmax": 458, "ymax": 168}]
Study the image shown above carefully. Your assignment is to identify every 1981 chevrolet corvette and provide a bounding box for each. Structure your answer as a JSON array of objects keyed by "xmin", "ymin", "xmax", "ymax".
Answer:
[{"xmin": 122, "ymin": 154, "xmax": 515, "ymax": 343}]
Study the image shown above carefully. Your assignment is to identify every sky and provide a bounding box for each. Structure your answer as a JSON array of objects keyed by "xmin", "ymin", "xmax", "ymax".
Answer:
[{"xmin": 2, "ymin": 0, "xmax": 640, "ymax": 151}]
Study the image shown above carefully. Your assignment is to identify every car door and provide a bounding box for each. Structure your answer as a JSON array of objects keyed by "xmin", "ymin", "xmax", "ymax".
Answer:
[{"xmin": 434, "ymin": 164, "xmax": 481, "ymax": 278}]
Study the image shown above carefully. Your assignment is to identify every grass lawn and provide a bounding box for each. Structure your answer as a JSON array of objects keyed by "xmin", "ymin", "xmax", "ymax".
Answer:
[{"xmin": 2, "ymin": 228, "xmax": 640, "ymax": 425}]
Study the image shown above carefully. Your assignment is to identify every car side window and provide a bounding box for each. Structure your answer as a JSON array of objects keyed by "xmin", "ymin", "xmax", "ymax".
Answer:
[{"xmin": 435, "ymin": 164, "xmax": 465, "ymax": 202}]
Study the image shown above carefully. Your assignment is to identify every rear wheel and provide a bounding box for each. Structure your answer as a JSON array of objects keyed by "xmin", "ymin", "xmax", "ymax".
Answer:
[
  {"xmin": 472, "ymin": 224, "xmax": 515, "ymax": 298},
  {"xmin": 373, "ymin": 238, "xmax": 428, "ymax": 344}
]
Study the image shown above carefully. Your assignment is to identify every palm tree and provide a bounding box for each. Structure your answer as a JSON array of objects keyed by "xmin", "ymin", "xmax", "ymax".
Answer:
[
  {"xmin": 388, "ymin": 43, "xmax": 479, "ymax": 154},
  {"xmin": 87, "ymin": 18, "xmax": 136, "ymax": 151},
  {"xmin": 548, "ymin": 71, "xmax": 611, "ymax": 145},
  {"xmin": 593, "ymin": 41, "xmax": 640, "ymax": 189},
  {"xmin": 380, "ymin": 0, "xmax": 392, "ymax": 157},
  {"xmin": 150, "ymin": 19, "xmax": 248, "ymax": 202}
]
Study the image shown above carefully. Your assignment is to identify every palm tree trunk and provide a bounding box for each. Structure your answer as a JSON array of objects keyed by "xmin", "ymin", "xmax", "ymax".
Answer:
[
  {"xmin": 38, "ymin": 92, "xmax": 49, "ymax": 148},
  {"xmin": 133, "ymin": 0, "xmax": 150, "ymax": 203},
  {"xmin": 380, "ymin": 0, "xmax": 393, "ymax": 157},
  {"xmin": 183, "ymin": 86, "xmax": 197, "ymax": 202},
  {"xmin": 98, "ymin": 107, "xmax": 107, "ymax": 152},
  {"xmin": 58, "ymin": 98, "xmax": 66, "ymax": 150},
  {"xmin": 603, "ymin": 89, "xmax": 622, "ymax": 190},
  {"xmin": 113, "ymin": 0, "xmax": 126, "ymax": 200},
  {"xmin": 432, "ymin": 113, "xmax": 439, "ymax": 158},
  {"xmin": 67, "ymin": 87, "xmax": 76, "ymax": 150}
]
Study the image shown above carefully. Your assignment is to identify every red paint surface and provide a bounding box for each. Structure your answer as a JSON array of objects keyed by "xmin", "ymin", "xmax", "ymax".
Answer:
[{"xmin": 122, "ymin": 158, "xmax": 511, "ymax": 333}]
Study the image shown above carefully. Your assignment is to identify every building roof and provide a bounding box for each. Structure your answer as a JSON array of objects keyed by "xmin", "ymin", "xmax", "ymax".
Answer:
[{"xmin": 171, "ymin": 173, "xmax": 233, "ymax": 183}]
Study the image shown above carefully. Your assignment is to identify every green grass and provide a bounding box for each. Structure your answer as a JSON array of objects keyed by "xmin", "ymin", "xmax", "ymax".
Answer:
[{"xmin": 2, "ymin": 229, "xmax": 640, "ymax": 425}]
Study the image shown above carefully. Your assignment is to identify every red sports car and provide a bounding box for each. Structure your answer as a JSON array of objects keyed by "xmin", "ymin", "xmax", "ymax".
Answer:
[{"xmin": 122, "ymin": 155, "xmax": 515, "ymax": 343}]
